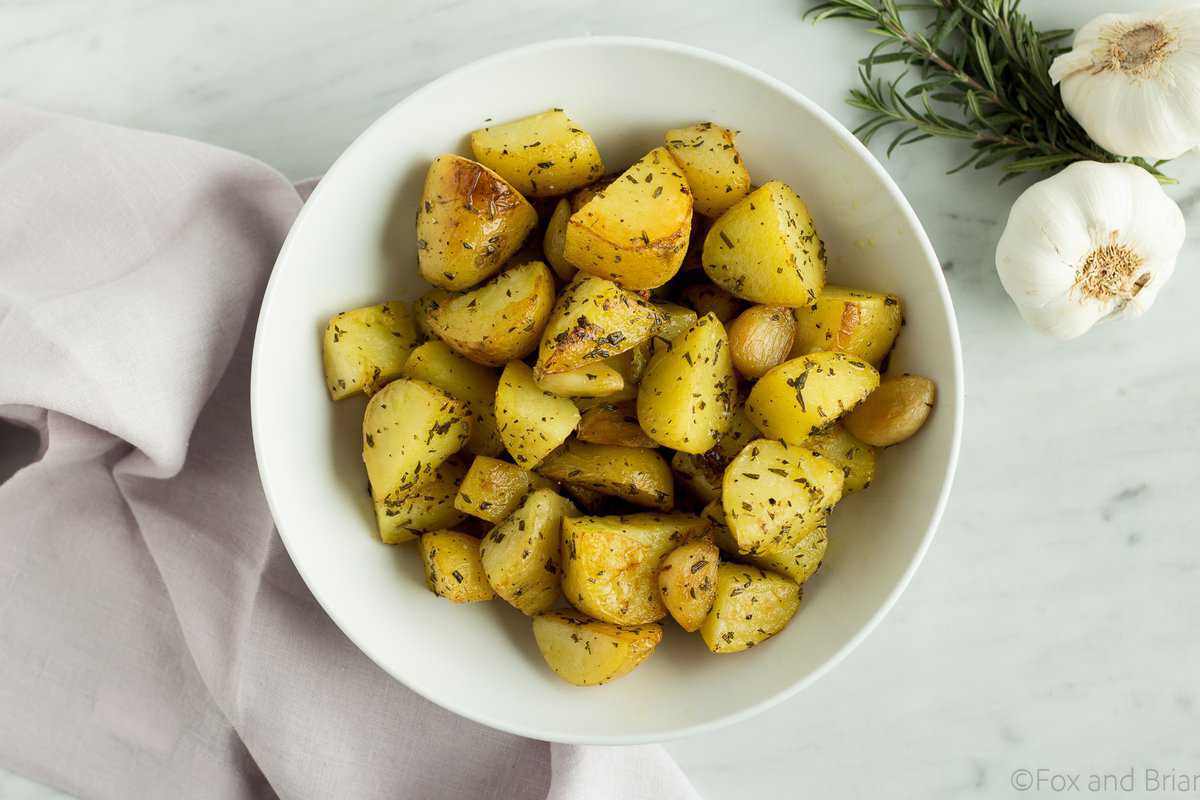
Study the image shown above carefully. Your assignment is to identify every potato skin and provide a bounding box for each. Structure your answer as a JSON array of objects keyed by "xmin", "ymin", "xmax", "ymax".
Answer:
[
  {"xmin": 745, "ymin": 351, "xmax": 880, "ymax": 444},
  {"xmin": 469, "ymin": 110, "xmax": 604, "ymax": 197},
  {"xmin": 416, "ymin": 154, "xmax": 537, "ymax": 291},
  {"xmin": 419, "ymin": 530, "xmax": 495, "ymax": 603},
  {"xmin": 537, "ymin": 440, "xmax": 673, "ymax": 511},
  {"xmin": 791, "ymin": 285, "xmax": 902, "ymax": 366},
  {"xmin": 542, "ymin": 197, "xmax": 576, "ymax": 282},
  {"xmin": 536, "ymin": 275, "xmax": 666, "ymax": 376},
  {"xmin": 700, "ymin": 564, "xmax": 800, "ymax": 653},
  {"xmin": 374, "ymin": 455, "xmax": 469, "ymax": 544},
  {"xmin": 576, "ymin": 401, "xmax": 658, "ymax": 448},
  {"xmin": 454, "ymin": 455, "xmax": 555, "ymax": 523},
  {"xmin": 480, "ymin": 488, "xmax": 578, "ymax": 615},
  {"xmin": 323, "ymin": 302, "xmax": 419, "ymax": 399},
  {"xmin": 664, "ymin": 122, "xmax": 751, "ymax": 218},
  {"xmin": 728, "ymin": 305, "xmax": 795, "ymax": 380},
  {"xmin": 843, "ymin": 374, "xmax": 936, "ymax": 447},
  {"xmin": 657, "ymin": 540, "xmax": 719, "ymax": 632},
  {"xmin": 495, "ymin": 361, "xmax": 581, "ymax": 468},
  {"xmin": 803, "ymin": 423, "xmax": 877, "ymax": 493},
  {"xmin": 534, "ymin": 362, "xmax": 625, "ymax": 398},
  {"xmin": 425, "ymin": 260, "xmax": 555, "ymax": 367},
  {"xmin": 402, "ymin": 341, "xmax": 502, "ymax": 457},
  {"xmin": 702, "ymin": 181, "xmax": 826, "ymax": 305},
  {"xmin": 565, "ymin": 147, "xmax": 693, "ymax": 290},
  {"xmin": 532, "ymin": 611, "xmax": 662, "ymax": 686}
]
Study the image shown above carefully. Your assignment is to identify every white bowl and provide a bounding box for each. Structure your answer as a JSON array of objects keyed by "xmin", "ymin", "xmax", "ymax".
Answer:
[{"xmin": 251, "ymin": 36, "xmax": 963, "ymax": 745}]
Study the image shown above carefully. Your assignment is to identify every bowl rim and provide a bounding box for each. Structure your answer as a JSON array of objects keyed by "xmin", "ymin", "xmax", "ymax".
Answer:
[{"xmin": 251, "ymin": 34, "xmax": 964, "ymax": 745}]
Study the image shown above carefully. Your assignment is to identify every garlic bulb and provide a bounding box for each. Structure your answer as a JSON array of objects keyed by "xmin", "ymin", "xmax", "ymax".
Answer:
[
  {"xmin": 1050, "ymin": 7, "xmax": 1200, "ymax": 161},
  {"xmin": 995, "ymin": 161, "xmax": 1184, "ymax": 339}
]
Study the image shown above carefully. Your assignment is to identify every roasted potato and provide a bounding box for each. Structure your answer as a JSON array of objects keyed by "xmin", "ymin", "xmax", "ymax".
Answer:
[
  {"xmin": 706, "ymin": 501, "xmax": 827, "ymax": 585},
  {"xmin": 637, "ymin": 313, "xmax": 735, "ymax": 453},
  {"xmin": 576, "ymin": 401, "xmax": 658, "ymax": 448},
  {"xmin": 413, "ymin": 288, "xmax": 452, "ymax": 339},
  {"xmin": 569, "ymin": 174, "xmax": 618, "ymax": 213},
  {"xmin": 532, "ymin": 611, "xmax": 662, "ymax": 686},
  {"xmin": 416, "ymin": 154, "xmax": 538, "ymax": 291},
  {"xmin": 657, "ymin": 539, "xmax": 719, "ymax": 631},
  {"xmin": 542, "ymin": 197, "xmax": 576, "ymax": 282},
  {"xmin": 700, "ymin": 564, "xmax": 800, "ymax": 653},
  {"xmin": 702, "ymin": 181, "xmax": 826, "ymax": 305},
  {"xmin": 670, "ymin": 400, "xmax": 761, "ymax": 502},
  {"xmin": 728, "ymin": 305, "xmax": 795, "ymax": 379},
  {"xmin": 565, "ymin": 147, "xmax": 693, "ymax": 290},
  {"xmin": 803, "ymin": 423, "xmax": 876, "ymax": 493},
  {"xmin": 722, "ymin": 439, "xmax": 843, "ymax": 555},
  {"xmin": 537, "ymin": 440, "xmax": 673, "ymax": 511},
  {"xmin": 561, "ymin": 512, "xmax": 709, "ymax": 624},
  {"xmin": 791, "ymin": 285, "xmax": 902, "ymax": 366},
  {"xmin": 419, "ymin": 530, "xmax": 495, "ymax": 603},
  {"xmin": 664, "ymin": 122, "xmax": 751, "ymax": 218},
  {"xmin": 495, "ymin": 361, "xmax": 581, "ymax": 468},
  {"xmin": 323, "ymin": 302, "xmax": 420, "ymax": 399},
  {"xmin": 536, "ymin": 275, "xmax": 665, "ymax": 376},
  {"xmin": 843, "ymin": 374, "xmax": 937, "ymax": 446},
  {"xmin": 680, "ymin": 282, "xmax": 745, "ymax": 324},
  {"xmin": 628, "ymin": 301, "xmax": 699, "ymax": 376},
  {"xmin": 454, "ymin": 455, "xmax": 556, "ymax": 523},
  {"xmin": 534, "ymin": 362, "xmax": 625, "ymax": 398},
  {"xmin": 425, "ymin": 260, "xmax": 555, "ymax": 367},
  {"xmin": 560, "ymin": 482, "xmax": 608, "ymax": 513},
  {"xmin": 745, "ymin": 352, "xmax": 880, "ymax": 444},
  {"xmin": 374, "ymin": 455, "xmax": 469, "ymax": 544},
  {"xmin": 480, "ymin": 488, "xmax": 578, "ymax": 614},
  {"xmin": 402, "ymin": 341, "xmax": 502, "ymax": 456},
  {"xmin": 363, "ymin": 379, "xmax": 472, "ymax": 501},
  {"xmin": 469, "ymin": 109, "xmax": 604, "ymax": 197}
]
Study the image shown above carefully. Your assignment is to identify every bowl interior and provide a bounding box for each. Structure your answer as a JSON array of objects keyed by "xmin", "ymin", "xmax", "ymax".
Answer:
[{"xmin": 252, "ymin": 37, "xmax": 961, "ymax": 744}]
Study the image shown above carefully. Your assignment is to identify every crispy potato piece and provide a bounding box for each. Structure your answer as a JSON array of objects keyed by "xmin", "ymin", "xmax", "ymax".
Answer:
[
  {"xmin": 536, "ymin": 275, "xmax": 665, "ymax": 376},
  {"xmin": 664, "ymin": 122, "xmax": 751, "ymax": 218},
  {"xmin": 657, "ymin": 539, "xmax": 719, "ymax": 631},
  {"xmin": 576, "ymin": 401, "xmax": 658, "ymax": 448},
  {"xmin": 633, "ymin": 300, "xmax": 702, "ymax": 368},
  {"xmin": 542, "ymin": 197, "xmax": 576, "ymax": 282},
  {"xmin": 670, "ymin": 400, "xmax": 761, "ymax": 503},
  {"xmin": 534, "ymin": 362, "xmax": 625, "ymax": 398},
  {"xmin": 374, "ymin": 455, "xmax": 469, "ymax": 544},
  {"xmin": 469, "ymin": 110, "xmax": 604, "ymax": 197},
  {"xmin": 843, "ymin": 374, "xmax": 936, "ymax": 447},
  {"xmin": 402, "ymin": 341, "xmax": 502, "ymax": 457},
  {"xmin": 363, "ymin": 379, "xmax": 472, "ymax": 501},
  {"xmin": 702, "ymin": 181, "xmax": 826, "ymax": 305},
  {"xmin": 561, "ymin": 513, "xmax": 709, "ymax": 624},
  {"xmin": 722, "ymin": 439, "xmax": 843, "ymax": 555},
  {"xmin": 728, "ymin": 305, "xmax": 795, "ymax": 379},
  {"xmin": 705, "ymin": 501, "xmax": 827, "ymax": 585},
  {"xmin": 419, "ymin": 530, "xmax": 495, "ymax": 603},
  {"xmin": 495, "ymin": 361, "xmax": 581, "ymax": 468},
  {"xmin": 416, "ymin": 154, "xmax": 537, "ymax": 291},
  {"xmin": 323, "ymin": 302, "xmax": 420, "ymax": 399},
  {"xmin": 637, "ymin": 313, "xmax": 735, "ymax": 453},
  {"xmin": 538, "ymin": 440, "xmax": 673, "ymax": 511},
  {"xmin": 413, "ymin": 289, "xmax": 452, "ymax": 339},
  {"xmin": 680, "ymin": 282, "xmax": 745, "ymax": 324},
  {"xmin": 454, "ymin": 455, "xmax": 556, "ymax": 523},
  {"xmin": 532, "ymin": 611, "xmax": 662, "ymax": 686},
  {"xmin": 803, "ymin": 423, "xmax": 876, "ymax": 493},
  {"xmin": 700, "ymin": 564, "xmax": 800, "ymax": 653},
  {"xmin": 791, "ymin": 285, "xmax": 903, "ymax": 366},
  {"xmin": 745, "ymin": 352, "xmax": 880, "ymax": 444},
  {"xmin": 480, "ymin": 488, "xmax": 578, "ymax": 614},
  {"xmin": 425, "ymin": 260, "xmax": 555, "ymax": 367},
  {"xmin": 565, "ymin": 147, "xmax": 693, "ymax": 290}
]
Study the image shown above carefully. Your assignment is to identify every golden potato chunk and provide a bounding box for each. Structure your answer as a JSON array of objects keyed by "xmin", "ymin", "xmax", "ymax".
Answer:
[
  {"xmin": 664, "ymin": 122, "xmax": 751, "ymax": 218},
  {"xmin": 323, "ymin": 302, "xmax": 419, "ymax": 399},
  {"xmin": 657, "ymin": 539, "xmax": 719, "ymax": 632},
  {"xmin": 542, "ymin": 197, "xmax": 576, "ymax": 282},
  {"xmin": 416, "ymin": 154, "xmax": 537, "ymax": 290},
  {"xmin": 803, "ymin": 423, "xmax": 877, "ymax": 493},
  {"xmin": 700, "ymin": 564, "xmax": 800, "ymax": 653},
  {"xmin": 561, "ymin": 513, "xmax": 709, "ymax": 624},
  {"xmin": 454, "ymin": 455, "xmax": 556, "ymax": 523},
  {"xmin": 637, "ymin": 313, "xmax": 735, "ymax": 453},
  {"xmin": 843, "ymin": 374, "xmax": 937, "ymax": 447},
  {"xmin": 536, "ymin": 275, "xmax": 665, "ymax": 376},
  {"xmin": 413, "ymin": 288, "xmax": 452, "ymax": 339},
  {"xmin": 373, "ymin": 455, "xmax": 469, "ymax": 544},
  {"xmin": 532, "ymin": 611, "xmax": 662, "ymax": 686},
  {"xmin": 425, "ymin": 260, "xmax": 555, "ymax": 367},
  {"xmin": 702, "ymin": 181, "xmax": 826, "ymax": 305},
  {"xmin": 480, "ymin": 488, "xmax": 578, "ymax": 615},
  {"xmin": 469, "ymin": 109, "xmax": 604, "ymax": 197},
  {"xmin": 419, "ymin": 530, "xmax": 495, "ymax": 603},
  {"xmin": 495, "ymin": 361, "xmax": 581, "ymax": 468},
  {"xmin": 706, "ymin": 501, "xmax": 827, "ymax": 585},
  {"xmin": 670, "ymin": 401, "xmax": 761, "ymax": 503},
  {"xmin": 363, "ymin": 379, "xmax": 472, "ymax": 502},
  {"xmin": 537, "ymin": 440, "xmax": 673, "ymax": 511},
  {"xmin": 722, "ymin": 439, "xmax": 843, "ymax": 555},
  {"xmin": 745, "ymin": 352, "xmax": 880, "ymax": 444},
  {"xmin": 680, "ymin": 282, "xmax": 745, "ymax": 324},
  {"xmin": 402, "ymin": 341, "xmax": 502, "ymax": 457},
  {"xmin": 565, "ymin": 147, "xmax": 693, "ymax": 290},
  {"xmin": 728, "ymin": 305, "xmax": 795, "ymax": 380},
  {"xmin": 576, "ymin": 401, "xmax": 658, "ymax": 449},
  {"xmin": 791, "ymin": 285, "xmax": 903, "ymax": 366},
  {"xmin": 534, "ymin": 362, "xmax": 625, "ymax": 398}
]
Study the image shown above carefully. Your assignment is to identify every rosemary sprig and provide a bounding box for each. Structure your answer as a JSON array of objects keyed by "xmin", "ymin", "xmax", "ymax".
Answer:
[{"xmin": 805, "ymin": 0, "xmax": 1174, "ymax": 183}]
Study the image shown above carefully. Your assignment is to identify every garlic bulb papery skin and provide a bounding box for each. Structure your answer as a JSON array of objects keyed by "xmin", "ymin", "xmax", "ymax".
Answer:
[
  {"xmin": 1049, "ymin": 7, "xmax": 1200, "ymax": 161},
  {"xmin": 995, "ymin": 161, "xmax": 1185, "ymax": 340}
]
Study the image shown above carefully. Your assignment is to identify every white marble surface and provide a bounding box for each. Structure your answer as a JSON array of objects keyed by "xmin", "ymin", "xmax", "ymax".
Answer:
[{"xmin": 3, "ymin": 1, "xmax": 1199, "ymax": 798}]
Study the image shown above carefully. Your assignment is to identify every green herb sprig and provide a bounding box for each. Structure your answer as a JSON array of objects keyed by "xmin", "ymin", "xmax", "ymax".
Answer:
[{"xmin": 805, "ymin": 0, "xmax": 1173, "ymax": 182}]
